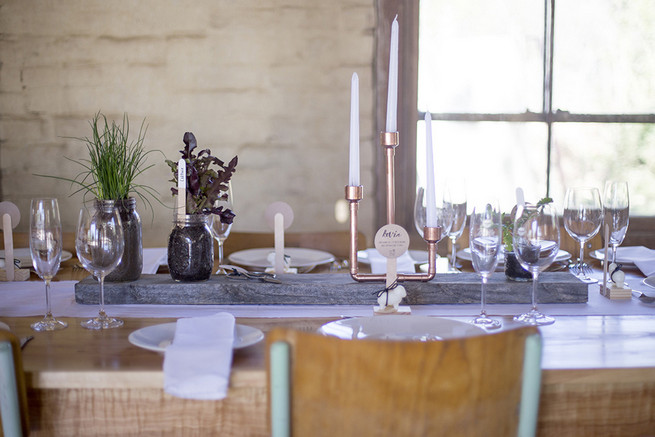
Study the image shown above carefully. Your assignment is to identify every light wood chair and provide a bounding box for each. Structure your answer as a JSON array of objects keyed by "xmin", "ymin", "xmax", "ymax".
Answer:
[
  {"xmin": 223, "ymin": 230, "xmax": 367, "ymax": 260},
  {"xmin": 267, "ymin": 325, "xmax": 542, "ymax": 437},
  {"xmin": 0, "ymin": 330, "xmax": 29, "ymax": 437}
]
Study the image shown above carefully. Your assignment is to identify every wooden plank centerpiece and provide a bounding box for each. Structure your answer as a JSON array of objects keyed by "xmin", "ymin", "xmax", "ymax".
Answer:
[{"xmin": 74, "ymin": 272, "xmax": 587, "ymax": 305}]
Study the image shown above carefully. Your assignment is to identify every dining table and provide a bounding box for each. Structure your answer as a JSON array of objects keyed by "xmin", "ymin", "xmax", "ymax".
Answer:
[{"xmin": 1, "ymin": 247, "xmax": 655, "ymax": 436}]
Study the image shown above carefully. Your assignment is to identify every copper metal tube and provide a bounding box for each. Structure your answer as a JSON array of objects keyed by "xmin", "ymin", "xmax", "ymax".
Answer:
[{"xmin": 346, "ymin": 131, "xmax": 439, "ymax": 283}]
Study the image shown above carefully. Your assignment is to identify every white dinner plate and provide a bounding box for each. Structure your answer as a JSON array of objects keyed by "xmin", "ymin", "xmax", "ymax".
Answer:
[
  {"xmin": 0, "ymin": 248, "xmax": 73, "ymax": 268},
  {"xmin": 357, "ymin": 249, "xmax": 430, "ymax": 265},
  {"xmin": 642, "ymin": 276, "xmax": 655, "ymax": 290},
  {"xmin": 457, "ymin": 248, "xmax": 571, "ymax": 263},
  {"xmin": 590, "ymin": 249, "xmax": 636, "ymax": 266},
  {"xmin": 128, "ymin": 323, "xmax": 264, "ymax": 353},
  {"xmin": 0, "ymin": 321, "xmax": 9, "ymax": 331},
  {"xmin": 228, "ymin": 247, "xmax": 335, "ymax": 271},
  {"xmin": 318, "ymin": 316, "xmax": 485, "ymax": 341}
]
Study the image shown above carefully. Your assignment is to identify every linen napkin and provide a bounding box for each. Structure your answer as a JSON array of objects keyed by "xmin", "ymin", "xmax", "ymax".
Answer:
[
  {"xmin": 141, "ymin": 248, "xmax": 168, "ymax": 274},
  {"xmin": 615, "ymin": 246, "xmax": 655, "ymax": 277},
  {"xmin": 163, "ymin": 312, "xmax": 235, "ymax": 400},
  {"xmin": 364, "ymin": 248, "xmax": 416, "ymax": 274}
]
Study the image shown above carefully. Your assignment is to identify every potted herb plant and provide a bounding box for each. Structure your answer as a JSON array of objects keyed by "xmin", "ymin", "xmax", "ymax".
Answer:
[
  {"xmin": 503, "ymin": 197, "xmax": 553, "ymax": 281},
  {"xmin": 41, "ymin": 112, "xmax": 159, "ymax": 282},
  {"xmin": 165, "ymin": 132, "xmax": 237, "ymax": 281}
]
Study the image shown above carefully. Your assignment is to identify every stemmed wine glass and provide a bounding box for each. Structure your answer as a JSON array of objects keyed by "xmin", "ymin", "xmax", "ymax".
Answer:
[
  {"xmin": 29, "ymin": 198, "xmax": 68, "ymax": 331},
  {"xmin": 469, "ymin": 201, "xmax": 502, "ymax": 329},
  {"xmin": 76, "ymin": 202, "xmax": 124, "ymax": 330},
  {"xmin": 603, "ymin": 181, "xmax": 629, "ymax": 264},
  {"xmin": 446, "ymin": 184, "xmax": 467, "ymax": 272},
  {"xmin": 414, "ymin": 187, "xmax": 453, "ymax": 258},
  {"xmin": 513, "ymin": 203, "xmax": 560, "ymax": 325},
  {"xmin": 212, "ymin": 182, "xmax": 234, "ymax": 274},
  {"xmin": 563, "ymin": 187, "xmax": 603, "ymax": 283}
]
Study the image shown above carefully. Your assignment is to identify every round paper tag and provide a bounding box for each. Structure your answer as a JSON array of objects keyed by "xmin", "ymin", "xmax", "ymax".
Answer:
[
  {"xmin": 0, "ymin": 201, "xmax": 20, "ymax": 230},
  {"xmin": 264, "ymin": 201, "xmax": 294, "ymax": 230},
  {"xmin": 374, "ymin": 224, "xmax": 410, "ymax": 259}
]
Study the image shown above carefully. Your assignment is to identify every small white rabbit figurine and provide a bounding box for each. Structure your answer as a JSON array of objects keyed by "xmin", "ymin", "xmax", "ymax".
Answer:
[{"xmin": 377, "ymin": 284, "xmax": 407, "ymax": 312}]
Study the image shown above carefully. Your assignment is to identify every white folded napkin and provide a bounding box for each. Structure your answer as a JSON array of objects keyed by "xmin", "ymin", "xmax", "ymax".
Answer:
[
  {"xmin": 616, "ymin": 246, "xmax": 655, "ymax": 277},
  {"xmin": 163, "ymin": 312, "xmax": 235, "ymax": 400},
  {"xmin": 142, "ymin": 248, "xmax": 168, "ymax": 274},
  {"xmin": 365, "ymin": 249, "xmax": 416, "ymax": 274}
]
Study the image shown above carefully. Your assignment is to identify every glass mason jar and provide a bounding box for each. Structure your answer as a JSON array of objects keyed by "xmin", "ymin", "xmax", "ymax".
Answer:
[
  {"xmin": 103, "ymin": 198, "xmax": 143, "ymax": 282},
  {"xmin": 168, "ymin": 214, "xmax": 214, "ymax": 282},
  {"xmin": 504, "ymin": 251, "xmax": 532, "ymax": 282}
]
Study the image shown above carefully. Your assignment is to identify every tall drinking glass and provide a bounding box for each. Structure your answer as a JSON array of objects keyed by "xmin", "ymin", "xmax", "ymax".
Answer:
[
  {"xmin": 414, "ymin": 187, "xmax": 453, "ymax": 244},
  {"xmin": 29, "ymin": 198, "xmax": 68, "ymax": 331},
  {"xmin": 563, "ymin": 187, "xmax": 603, "ymax": 283},
  {"xmin": 76, "ymin": 202, "xmax": 124, "ymax": 330},
  {"xmin": 446, "ymin": 181, "xmax": 467, "ymax": 271},
  {"xmin": 513, "ymin": 203, "xmax": 560, "ymax": 325},
  {"xmin": 212, "ymin": 182, "xmax": 234, "ymax": 274},
  {"xmin": 469, "ymin": 201, "xmax": 501, "ymax": 329},
  {"xmin": 603, "ymin": 181, "xmax": 629, "ymax": 264}
]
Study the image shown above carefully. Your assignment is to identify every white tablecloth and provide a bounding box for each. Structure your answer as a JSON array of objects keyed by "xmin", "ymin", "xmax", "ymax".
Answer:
[{"xmin": 1, "ymin": 270, "xmax": 653, "ymax": 319}]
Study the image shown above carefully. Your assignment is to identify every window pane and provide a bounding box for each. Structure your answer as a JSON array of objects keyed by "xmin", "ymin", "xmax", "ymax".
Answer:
[
  {"xmin": 554, "ymin": 0, "xmax": 655, "ymax": 113},
  {"xmin": 550, "ymin": 123, "xmax": 655, "ymax": 215},
  {"xmin": 417, "ymin": 121, "xmax": 548, "ymax": 212},
  {"xmin": 418, "ymin": 0, "xmax": 544, "ymax": 113}
]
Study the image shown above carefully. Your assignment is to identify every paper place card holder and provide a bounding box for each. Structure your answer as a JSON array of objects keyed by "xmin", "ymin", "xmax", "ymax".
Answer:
[
  {"xmin": 600, "ymin": 223, "xmax": 631, "ymax": 300},
  {"xmin": 264, "ymin": 202, "xmax": 296, "ymax": 275},
  {"xmin": 0, "ymin": 201, "xmax": 30, "ymax": 281}
]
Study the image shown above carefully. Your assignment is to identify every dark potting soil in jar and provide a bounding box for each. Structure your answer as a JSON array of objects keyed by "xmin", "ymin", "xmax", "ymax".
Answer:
[
  {"xmin": 504, "ymin": 251, "xmax": 532, "ymax": 282},
  {"xmin": 168, "ymin": 216, "xmax": 214, "ymax": 282}
]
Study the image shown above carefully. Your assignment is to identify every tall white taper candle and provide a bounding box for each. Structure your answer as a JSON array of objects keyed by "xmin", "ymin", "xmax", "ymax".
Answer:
[
  {"xmin": 425, "ymin": 112, "xmax": 437, "ymax": 227},
  {"xmin": 385, "ymin": 16, "xmax": 399, "ymax": 132},
  {"xmin": 349, "ymin": 72, "xmax": 360, "ymax": 186}
]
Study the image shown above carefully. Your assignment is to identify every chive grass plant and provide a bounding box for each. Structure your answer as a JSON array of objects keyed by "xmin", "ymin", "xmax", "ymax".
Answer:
[{"xmin": 39, "ymin": 112, "xmax": 160, "ymax": 212}]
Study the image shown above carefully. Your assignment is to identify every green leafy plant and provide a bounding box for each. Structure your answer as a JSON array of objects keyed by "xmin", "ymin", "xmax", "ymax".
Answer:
[
  {"xmin": 37, "ymin": 112, "xmax": 160, "ymax": 209},
  {"xmin": 165, "ymin": 132, "xmax": 237, "ymax": 224},
  {"xmin": 502, "ymin": 197, "xmax": 553, "ymax": 251}
]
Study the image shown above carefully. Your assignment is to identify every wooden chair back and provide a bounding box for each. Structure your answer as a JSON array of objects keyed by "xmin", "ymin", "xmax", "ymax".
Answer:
[
  {"xmin": 0, "ymin": 330, "xmax": 29, "ymax": 437},
  {"xmin": 267, "ymin": 325, "xmax": 542, "ymax": 437},
  {"xmin": 223, "ymin": 230, "xmax": 366, "ymax": 260}
]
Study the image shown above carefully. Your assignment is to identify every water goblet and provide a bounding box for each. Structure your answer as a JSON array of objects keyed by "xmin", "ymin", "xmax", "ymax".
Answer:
[
  {"xmin": 513, "ymin": 203, "xmax": 560, "ymax": 325},
  {"xmin": 212, "ymin": 182, "xmax": 234, "ymax": 274},
  {"xmin": 414, "ymin": 187, "xmax": 453, "ymax": 243},
  {"xmin": 563, "ymin": 187, "xmax": 603, "ymax": 283},
  {"xmin": 603, "ymin": 181, "xmax": 629, "ymax": 264},
  {"xmin": 469, "ymin": 201, "xmax": 502, "ymax": 329},
  {"xmin": 29, "ymin": 198, "xmax": 68, "ymax": 331},
  {"xmin": 76, "ymin": 203, "xmax": 124, "ymax": 330},
  {"xmin": 446, "ymin": 185, "xmax": 467, "ymax": 271}
]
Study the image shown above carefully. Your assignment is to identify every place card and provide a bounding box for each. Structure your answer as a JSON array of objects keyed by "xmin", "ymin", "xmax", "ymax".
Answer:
[
  {"xmin": 373, "ymin": 224, "xmax": 410, "ymax": 314},
  {"xmin": 264, "ymin": 202, "xmax": 295, "ymax": 275},
  {"xmin": 0, "ymin": 201, "xmax": 28, "ymax": 282}
]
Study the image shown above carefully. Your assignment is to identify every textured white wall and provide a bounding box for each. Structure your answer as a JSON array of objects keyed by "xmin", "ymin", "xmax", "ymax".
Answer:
[{"xmin": 0, "ymin": 0, "xmax": 376, "ymax": 246}]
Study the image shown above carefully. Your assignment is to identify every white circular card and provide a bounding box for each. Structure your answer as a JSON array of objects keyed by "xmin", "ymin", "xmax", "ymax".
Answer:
[{"xmin": 374, "ymin": 224, "xmax": 410, "ymax": 259}]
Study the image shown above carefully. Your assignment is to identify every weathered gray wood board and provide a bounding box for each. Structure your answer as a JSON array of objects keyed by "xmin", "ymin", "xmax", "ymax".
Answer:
[{"xmin": 74, "ymin": 272, "xmax": 587, "ymax": 305}]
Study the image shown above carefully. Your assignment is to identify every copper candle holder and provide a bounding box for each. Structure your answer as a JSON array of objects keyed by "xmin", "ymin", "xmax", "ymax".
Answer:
[{"xmin": 347, "ymin": 131, "xmax": 440, "ymax": 283}]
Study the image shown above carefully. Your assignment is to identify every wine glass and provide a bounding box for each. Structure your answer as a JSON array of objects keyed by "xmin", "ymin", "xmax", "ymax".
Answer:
[
  {"xmin": 212, "ymin": 182, "xmax": 234, "ymax": 274},
  {"xmin": 414, "ymin": 186, "xmax": 453, "ymax": 255},
  {"xmin": 469, "ymin": 201, "xmax": 502, "ymax": 329},
  {"xmin": 29, "ymin": 198, "xmax": 68, "ymax": 331},
  {"xmin": 513, "ymin": 203, "xmax": 560, "ymax": 325},
  {"xmin": 76, "ymin": 203, "xmax": 124, "ymax": 330},
  {"xmin": 446, "ymin": 181, "xmax": 467, "ymax": 272},
  {"xmin": 563, "ymin": 187, "xmax": 603, "ymax": 283},
  {"xmin": 603, "ymin": 181, "xmax": 629, "ymax": 264}
]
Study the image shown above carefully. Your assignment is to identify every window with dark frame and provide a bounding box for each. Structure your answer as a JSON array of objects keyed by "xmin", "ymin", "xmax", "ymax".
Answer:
[{"xmin": 375, "ymin": 0, "xmax": 655, "ymax": 248}]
